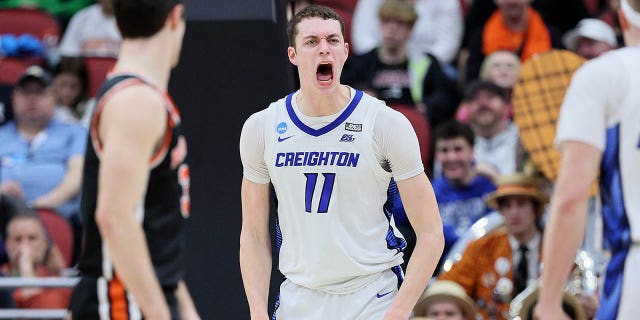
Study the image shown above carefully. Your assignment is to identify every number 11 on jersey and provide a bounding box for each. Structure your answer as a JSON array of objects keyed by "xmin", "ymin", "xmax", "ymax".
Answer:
[{"xmin": 304, "ymin": 173, "xmax": 336, "ymax": 213}]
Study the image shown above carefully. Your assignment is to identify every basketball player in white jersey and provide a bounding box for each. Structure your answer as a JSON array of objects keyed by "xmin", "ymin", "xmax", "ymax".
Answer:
[
  {"xmin": 239, "ymin": 5, "xmax": 444, "ymax": 320},
  {"xmin": 536, "ymin": 1, "xmax": 640, "ymax": 319}
]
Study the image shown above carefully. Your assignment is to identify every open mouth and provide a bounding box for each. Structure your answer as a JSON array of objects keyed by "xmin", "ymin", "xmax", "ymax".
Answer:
[{"xmin": 316, "ymin": 62, "xmax": 333, "ymax": 82}]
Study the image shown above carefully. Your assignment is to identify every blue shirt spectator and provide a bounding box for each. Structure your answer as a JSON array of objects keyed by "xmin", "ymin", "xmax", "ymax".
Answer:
[{"xmin": 0, "ymin": 66, "xmax": 86, "ymax": 220}]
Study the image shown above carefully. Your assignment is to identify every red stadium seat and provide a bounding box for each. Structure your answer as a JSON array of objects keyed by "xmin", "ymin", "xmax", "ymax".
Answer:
[
  {"xmin": 36, "ymin": 209, "xmax": 74, "ymax": 268},
  {"xmin": 314, "ymin": 0, "xmax": 357, "ymax": 47},
  {"xmin": 84, "ymin": 57, "xmax": 117, "ymax": 97},
  {"xmin": 0, "ymin": 8, "xmax": 61, "ymax": 49},
  {"xmin": 0, "ymin": 58, "xmax": 28, "ymax": 85}
]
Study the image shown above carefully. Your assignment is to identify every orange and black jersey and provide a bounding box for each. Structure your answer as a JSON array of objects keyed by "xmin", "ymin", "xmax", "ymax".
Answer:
[{"xmin": 77, "ymin": 73, "xmax": 190, "ymax": 290}]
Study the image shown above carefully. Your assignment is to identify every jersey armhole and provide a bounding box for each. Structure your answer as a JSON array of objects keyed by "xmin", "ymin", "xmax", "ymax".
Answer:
[{"xmin": 90, "ymin": 78, "xmax": 177, "ymax": 168}]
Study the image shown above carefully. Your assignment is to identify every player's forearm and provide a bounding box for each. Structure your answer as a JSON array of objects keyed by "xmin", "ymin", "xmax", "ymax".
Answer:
[
  {"xmin": 240, "ymin": 230, "xmax": 272, "ymax": 319},
  {"xmin": 388, "ymin": 229, "xmax": 444, "ymax": 318},
  {"xmin": 539, "ymin": 188, "xmax": 588, "ymax": 306},
  {"xmin": 176, "ymin": 280, "xmax": 200, "ymax": 320},
  {"xmin": 97, "ymin": 209, "xmax": 170, "ymax": 320}
]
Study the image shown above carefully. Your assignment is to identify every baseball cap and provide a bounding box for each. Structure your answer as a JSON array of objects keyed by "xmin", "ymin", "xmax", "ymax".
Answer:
[
  {"xmin": 16, "ymin": 65, "xmax": 52, "ymax": 88},
  {"xmin": 464, "ymin": 80, "xmax": 508, "ymax": 102},
  {"xmin": 563, "ymin": 18, "xmax": 617, "ymax": 50}
]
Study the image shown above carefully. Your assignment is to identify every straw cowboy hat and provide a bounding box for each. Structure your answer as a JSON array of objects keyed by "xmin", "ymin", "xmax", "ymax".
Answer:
[
  {"xmin": 485, "ymin": 173, "xmax": 549, "ymax": 215},
  {"xmin": 413, "ymin": 280, "xmax": 477, "ymax": 319}
]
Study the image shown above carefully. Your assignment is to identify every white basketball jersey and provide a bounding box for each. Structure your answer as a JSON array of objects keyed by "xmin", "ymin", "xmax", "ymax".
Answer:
[
  {"xmin": 261, "ymin": 90, "xmax": 407, "ymax": 293},
  {"xmin": 556, "ymin": 45, "xmax": 640, "ymax": 320},
  {"xmin": 557, "ymin": 47, "xmax": 640, "ymax": 244}
]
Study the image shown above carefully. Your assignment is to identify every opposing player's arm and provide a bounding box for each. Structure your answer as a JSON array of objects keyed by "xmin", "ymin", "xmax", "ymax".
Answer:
[
  {"xmin": 176, "ymin": 280, "xmax": 200, "ymax": 320},
  {"xmin": 239, "ymin": 112, "xmax": 272, "ymax": 320},
  {"xmin": 379, "ymin": 110, "xmax": 444, "ymax": 319},
  {"xmin": 94, "ymin": 86, "xmax": 171, "ymax": 320},
  {"xmin": 536, "ymin": 141, "xmax": 601, "ymax": 320}
]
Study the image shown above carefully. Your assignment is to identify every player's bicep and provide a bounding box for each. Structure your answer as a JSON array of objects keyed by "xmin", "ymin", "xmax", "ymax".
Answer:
[
  {"xmin": 396, "ymin": 173, "xmax": 442, "ymax": 233},
  {"xmin": 96, "ymin": 89, "xmax": 167, "ymax": 219},
  {"xmin": 240, "ymin": 178, "xmax": 271, "ymax": 236}
]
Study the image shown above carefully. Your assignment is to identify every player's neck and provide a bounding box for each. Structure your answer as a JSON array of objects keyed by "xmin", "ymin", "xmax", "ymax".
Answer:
[
  {"xmin": 297, "ymin": 85, "xmax": 351, "ymax": 117},
  {"xmin": 114, "ymin": 39, "xmax": 174, "ymax": 91}
]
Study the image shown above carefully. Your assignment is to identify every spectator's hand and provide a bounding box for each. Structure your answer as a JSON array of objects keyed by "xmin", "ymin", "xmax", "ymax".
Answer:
[
  {"xmin": 16, "ymin": 243, "xmax": 36, "ymax": 277},
  {"xmin": 0, "ymin": 181, "xmax": 24, "ymax": 200},
  {"xmin": 579, "ymin": 293, "xmax": 599, "ymax": 319}
]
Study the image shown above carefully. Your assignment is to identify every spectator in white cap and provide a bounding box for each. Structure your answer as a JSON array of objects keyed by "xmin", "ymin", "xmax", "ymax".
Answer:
[{"xmin": 563, "ymin": 18, "xmax": 618, "ymax": 60}]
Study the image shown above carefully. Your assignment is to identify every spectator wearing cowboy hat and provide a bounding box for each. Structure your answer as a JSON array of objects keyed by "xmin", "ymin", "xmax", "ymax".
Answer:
[
  {"xmin": 438, "ymin": 173, "xmax": 548, "ymax": 320},
  {"xmin": 413, "ymin": 280, "xmax": 478, "ymax": 320}
]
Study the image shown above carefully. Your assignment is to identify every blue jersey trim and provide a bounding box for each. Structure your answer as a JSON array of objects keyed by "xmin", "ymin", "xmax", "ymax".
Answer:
[
  {"xmin": 285, "ymin": 90, "xmax": 363, "ymax": 137},
  {"xmin": 383, "ymin": 179, "xmax": 407, "ymax": 253},
  {"xmin": 597, "ymin": 124, "xmax": 631, "ymax": 320}
]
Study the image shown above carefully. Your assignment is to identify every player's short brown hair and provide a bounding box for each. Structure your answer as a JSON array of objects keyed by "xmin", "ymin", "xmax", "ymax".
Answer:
[
  {"xmin": 113, "ymin": 0, "xmax": 183, "ymax": 39},
  {"xmin": 287, "ymin": 5, "xmax": 345, "ymax": 47}
]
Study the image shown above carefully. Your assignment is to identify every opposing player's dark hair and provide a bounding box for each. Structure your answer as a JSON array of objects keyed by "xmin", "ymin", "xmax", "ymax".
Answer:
[
  {"xmin": 113, "ymin": 0, "xmax": 183, "ymax": 38},
  {"xmin": 287, "ymin": 5, "xmax": 345, "ymax": 47},
  {"xmin": 434, "ymin": 120, "xmax": 475, "ymax": 147}
]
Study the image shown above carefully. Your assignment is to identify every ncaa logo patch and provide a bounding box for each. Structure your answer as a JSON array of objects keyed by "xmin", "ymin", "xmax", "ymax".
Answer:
[
  {"xmin": 277, "ymin": 122, "xmax": 288, "ymax": 134},
  {"xmin": 340, "ymin": 134, "xmax": 355, "ymax": 142}
]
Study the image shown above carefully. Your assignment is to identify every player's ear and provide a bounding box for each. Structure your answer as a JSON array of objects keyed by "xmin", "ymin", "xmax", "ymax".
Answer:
[
  {"xmin": 619, "ymin": 8, "xmax": 630, "ymax": 31},
  {"xmin": 288, "ymin": 46, "xmax": 297, "ymax": 65},
  {"xmin": 169, "ymin": 4, "xmax": 185, "ymax": 30},
  {"xmin": 344, "ymin": 42, "xmax": 349, "ymax": 56}
]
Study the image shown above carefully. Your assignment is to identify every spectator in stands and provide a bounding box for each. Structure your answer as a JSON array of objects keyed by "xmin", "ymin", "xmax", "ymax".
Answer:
[
  {"xmin": 563, "ymin": 18, "xmax": 618, "ymax": 60},
  {"xmin": 351, "ymin": 0, "xmax": 463, "ymax": 65},
  {"xmin": 58, "ymin": 0, "xmax": 121, "ymax": 58},
  {"xmin": 432, "ymin": 120, "xmax": 496, "ymax": 271},
  {"xmin": 2, "ymin": 212, "xmax": 71, "ymax": 309},
  {"xmin": 466, "ymin": 0, "xmax": 563, "ymax": 81},
  {"xmin": 343, "ymin": 0, "xmax": 458, "ymax": 128},
  {"xmin": 0, "ymin": 66, "xmax": 87, "ymax": 221},
  {"xmin": 439, "ymin": 173, "xmax": 548, "ymax": 320},
  {"xmin": 51, "ymin": 57, "xmax": 90, "ymax": 124},
  {"xmin": 412, "ymin": 280, "xmax": 478, "ymax": 320},
  {"xmin": 0, "ymin": 0, "xmax": 92, "ymax": 23},
  {"xmin": 286, "ymin": 0, "xmax": 314, "ymax": 21},
  {"xmin": 465, "ymin": 81, "xmax": 521, "ymax": 179},
  {"xmin": 456, "ymin": 51, "xmax": 520, "ymax": 123}
]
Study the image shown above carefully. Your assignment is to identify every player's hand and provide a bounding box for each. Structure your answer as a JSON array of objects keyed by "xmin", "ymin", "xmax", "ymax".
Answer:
[
  {"xmin": 533, "ymin": 302, "xmax": 571, "ymax": 320},
  {"xmin": 382, "ymin": 306, "xmax": 411, "ymax": 320}
]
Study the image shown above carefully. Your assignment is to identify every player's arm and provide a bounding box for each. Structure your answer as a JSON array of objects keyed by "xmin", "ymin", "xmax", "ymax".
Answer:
[
  {"xmin": 240, "ymin": 178, "xmax": 272, "ymax": 320},
  {"xmin": 176, "ymin": 280, "xmax": 200, "ymax": 320},
  {"xmin": 94, "ymin": 86, "xmax": 171, "ymax": 320},
  {"xmin": 386, "ymin": 173, "xmax": 444, "ymax": 320},
  {"xmin": 32, "ymin": 155, "xmax": 83, "ymax": 209},
  {"xmin": 535, "ymin": 141, "xmax": 601, "ymax": 320},
  {"xmin": 239, "ymin": 111, "xmax": 271, "ymax": 320},
  {"xmin": 378, "ymin": 109, "xmax": 444, "ymax": 320}
]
